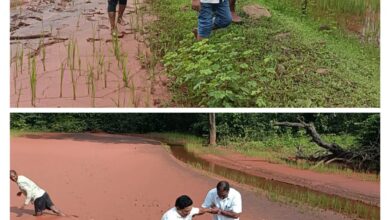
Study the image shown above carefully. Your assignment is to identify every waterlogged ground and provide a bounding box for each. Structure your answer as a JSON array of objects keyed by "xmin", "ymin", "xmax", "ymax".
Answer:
[
  {"xmin": 10, "ymin": 0, "xmax": 170, "ymax": 107},
  {"xmin": 11, "ymin": 133, "xmax": 352, "ymax": 220}
]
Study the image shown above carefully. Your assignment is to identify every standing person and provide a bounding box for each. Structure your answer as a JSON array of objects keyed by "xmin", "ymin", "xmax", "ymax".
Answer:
[
  {"xmin": 191, "ymin": 0, "xmax": 232, "ymax": 40},
  {"xmin": 10, "ymin": 170, "xmax": 66, "ymax": 217},
  {"xmin": 107, "ymin": 0, "xmax": 128, "ymax": 35},
  {"xmin": 229, "ymin": 0, "xmax": 242, "ymax": 23},
  {"xmin": 162, "ymin": 195, "xmax": 210, "ymax": 220},
  {"xmin": 202, "ymin": 181, "xmax": 242, "ymax": 220}
]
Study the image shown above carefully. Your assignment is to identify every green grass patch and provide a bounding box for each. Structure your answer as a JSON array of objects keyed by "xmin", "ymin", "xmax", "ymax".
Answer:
[
  {"xmin": 10, "ymin": 129, "xmax": 43, "ymax": 137},
  {"xmin": 148, "ymin": 0, "xmax": 379, "ymax": 107}
]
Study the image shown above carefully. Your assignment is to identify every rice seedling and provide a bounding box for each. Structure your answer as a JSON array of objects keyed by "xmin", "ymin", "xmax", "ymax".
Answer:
[
  {"xmin": 91, "ymin": 23, "xmax": 96, "ymax": 56},
  {"xmin": 105, "ymin": 61, "xmax": 110, "ymax": 89},
  {"xmin": 121, "ymin": 55, "xmax": 129, "ymax": 87},
  {"xmin": 111, "ymin": 32, "xmax": 121, "ymax": 65},
  {"xmin": 40, "ymin": 38, "xmax": 46, "ymax": 71},
  {"xmin": 60, "ymin": 62, "xmax": 64, "ymax": 98},
  {"xmin": 88, "ymin": 65, "xmax": 95, "ymax": 107},
  {"xmin": 19, "ymin": 46, "xmax": 24, "ymax": 75},
  {"xmin": 68, "ymin": 39, "xmax": 78, "ymax": 100},
  {"xmin": 76, "ymin": 13, "xmax": 81, "ymax": 29},
  {"xmin": 30, "ymin": 55, "xmax": 37, "ymax": 107},
  {"xmin": 14, "ymin": 50, "xmax": 19, "ymax": 79},
  {"xmin": 70, "ymin": 66, "xmax": 76, "ymax": 100},
  {"xmin": 98, "ymin": 54, "xmax": 105, "ymax": 80},
  {"xmin": 13, "ymin": 70, "xmax": 17, "ymax": 95},
  {"xmin": 16, "ymin": 83, "xmax": 22, "ymax": 108},
  {"xmin": 78, "ymin": 57, "xmax": 82, "ymax": 76},
  {"xmin": 111, "ymin": 83, "xmax": 121, "ymax": 107},
  {"xmin": 129, "ymin": 79, "xmax": 136, "ymax": 107}
]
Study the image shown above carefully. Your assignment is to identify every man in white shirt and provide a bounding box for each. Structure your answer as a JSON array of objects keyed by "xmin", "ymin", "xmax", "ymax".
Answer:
[
  {"xmin": 10, "ymin": 170, "xmax": 66, "ymax": 217},
  {"xmin": 202, "ymin": 181, "xmax": 242, "ymax": 220},
  {"xmin": 192, "ymin": 0, "xmax": 232, "ymax": 40},
  {"xmin": 162, "ymin": 195, "xmax": 210, "ymax": 220}
]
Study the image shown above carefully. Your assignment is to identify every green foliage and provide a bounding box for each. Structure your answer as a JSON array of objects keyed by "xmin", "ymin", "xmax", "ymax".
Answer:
[
  {"xmin": 149, "ymin": 0, "xmax": 379, "ymax": 107},
  {"xmin": 164, "ymin": 35, "xmax": 264, "ymax": 107}
]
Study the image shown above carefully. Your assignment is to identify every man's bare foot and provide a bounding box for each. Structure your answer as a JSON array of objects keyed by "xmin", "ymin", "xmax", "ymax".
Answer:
[
  {"xmin": 117, "ymin": 18, "xmax": 129, "ymax": 26},
  {"xmin": 231, "ymin": 12, "xmax": 242, "ymax": 23},
  {"xmin": 192, "ymin": 28, "xmax": 198, "ymax": 39},
  {"xmin": 57, "ymin": 212, "xmax": 66, "ymax": 217}
]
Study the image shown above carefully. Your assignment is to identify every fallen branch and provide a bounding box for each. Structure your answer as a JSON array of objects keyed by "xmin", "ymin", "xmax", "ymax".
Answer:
[
  {"xmin": 11, "ymin": 32, "xmax": 52, "ymax": 40},
  {"xmin": 273, "ymin": 119, "xmax": 345, "ymax": 155}
]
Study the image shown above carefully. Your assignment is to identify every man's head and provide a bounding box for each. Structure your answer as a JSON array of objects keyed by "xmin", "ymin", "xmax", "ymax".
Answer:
[
  {"xmin": 216, "ymin": 181, "xmax": 230, "ymax": 199},
  {"xmin": 175, "ymin": 195, "xmax": 193, "ymax": 217},
  {"xmin": 10, "ymin": 170, "xmax": 18, "ymax": 182}
]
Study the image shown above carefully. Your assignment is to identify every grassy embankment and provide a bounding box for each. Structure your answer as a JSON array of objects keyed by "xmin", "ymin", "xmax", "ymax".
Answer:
[{"xmin": 147, "ymin": 0, "xmax": 379, "ymax": 107}]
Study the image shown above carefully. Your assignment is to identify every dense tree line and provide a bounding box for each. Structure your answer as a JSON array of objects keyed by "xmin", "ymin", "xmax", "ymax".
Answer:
[
  {"xmin": 11, "ymin": 113, "xmax": 379, "ymax": 171},
  {"xmin": 11, "ymin": 113, "xmax": 377, "ymax": 138}
]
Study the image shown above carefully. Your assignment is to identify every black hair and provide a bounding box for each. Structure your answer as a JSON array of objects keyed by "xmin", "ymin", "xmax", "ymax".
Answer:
[
  {"xmin": 217, "ymin": 181, "xmax": 230, "ymax": 191},
  {"xmin": 175, "ymin": 195, "xmax": 193, "ymax": 210},
  {"xmin": 10, "ymin": 170, "xmax": 17, "ymax": 176}
]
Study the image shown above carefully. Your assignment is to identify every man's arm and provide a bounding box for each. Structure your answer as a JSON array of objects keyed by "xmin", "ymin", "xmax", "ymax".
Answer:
[
  {"xmin": 216, "ymin": 209, "xmax": 241, "ymax": 218},
  {"xmin": 193, "ymin": 207, "xmax": 212, "ymax": 216},
  {"xmin": 192, "ymin": 0, "xmax": 201, "ymax": 11},
  {"xmin": 18, "ymin": 183, "xmax": 32, "ymax": 206}
]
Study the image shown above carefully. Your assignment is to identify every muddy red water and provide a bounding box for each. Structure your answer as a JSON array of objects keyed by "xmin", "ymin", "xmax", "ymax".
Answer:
[
  {"xmin": 10, "ymin": 0, "xmax": 170, "ymax": 107},
  {"xmin": 11, "ymin": 133, "xmax": 352, "ymax": 220}
]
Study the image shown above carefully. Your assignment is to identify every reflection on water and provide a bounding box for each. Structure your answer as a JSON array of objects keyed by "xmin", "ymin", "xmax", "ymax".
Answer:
[{"xmin": 169, "ymin": 145, "xmax": 379, "ymax": 219}]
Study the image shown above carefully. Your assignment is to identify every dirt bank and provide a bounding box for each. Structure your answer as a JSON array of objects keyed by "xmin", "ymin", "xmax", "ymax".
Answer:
[
  {"xmin": 11, "ymin": 133, "xmax": 350, "ymax": 219},
  {"xmin": 200, "ymin": 148, "xmax": 380, "ymax": 206}
]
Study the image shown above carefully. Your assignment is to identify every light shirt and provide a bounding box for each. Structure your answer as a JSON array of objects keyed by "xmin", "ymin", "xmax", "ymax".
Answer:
[
  {"xmin": 161, "ymin": 207, "xmax": 200, "ymax": 220},
  {"xmin": 17, "ymin": 175, "xmax": 46, "ymax": 205},
  {"xmin": 202, "ymin": 188, "xmax": 242, "ymax": 220},
  {"xmin": 200, "ymin": 0, "xmax": 225, "ymax": 4}
]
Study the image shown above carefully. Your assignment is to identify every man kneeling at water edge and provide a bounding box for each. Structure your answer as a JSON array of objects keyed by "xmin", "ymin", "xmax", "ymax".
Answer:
[
  {"xmin": 162, "ymin": 195, "xmax": 210, "ymax": 220},
  {"xmin": 10, "ymin": 170, "xmax": 66, "ymax": 217}
]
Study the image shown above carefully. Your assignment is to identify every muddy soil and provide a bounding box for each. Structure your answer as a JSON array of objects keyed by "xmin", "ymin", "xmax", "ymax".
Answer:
[
  {"xmin": 11, "ymin": 133, "xmax": 351, "ymax": 220},
  {"xmin": 200, "ymin": 147, "xmax": 380, "ymax": 206},
  {"xmin": 10, "ymin": 0, "xmax": 170, "ymax": 107}
]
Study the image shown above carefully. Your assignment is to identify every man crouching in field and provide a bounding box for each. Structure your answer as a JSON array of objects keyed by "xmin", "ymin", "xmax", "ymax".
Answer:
[{"xmin": 10, "ymin": 170, "xmax": 66, "ymax": 217}]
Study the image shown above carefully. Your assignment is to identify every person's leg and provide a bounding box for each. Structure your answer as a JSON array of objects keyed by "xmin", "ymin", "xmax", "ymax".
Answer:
[
  {"xmin": 50, "ymin": 205, "xmax": 66, "ymax": 216},
  {"xmin": 117, "ymin": 0, "xmax": 128, "ymax": 25},
  {"xmin": 229, "ymin": 0, "xmax": 242, "ymax": 23},
  {"xmin": 197, "ymin": 3, "xmax": 214, "ymax": 39},
  {"xmin": 107, "ymin": 0, "xmax": 119, "ymax": 32},
  {"xmin": 214, "ymin": 0, "xmax": 232, "ymax": 29},
  {"xmin": 33, "ymin": 195, "xmax": 45, "ymax": 216},
  {"xmin": 44, "ymin": 193, "xmax": 66, "ymax": 216},
  {"xmin": 33, "ymin": 211, "xmax": 43, "ymax": 216}
]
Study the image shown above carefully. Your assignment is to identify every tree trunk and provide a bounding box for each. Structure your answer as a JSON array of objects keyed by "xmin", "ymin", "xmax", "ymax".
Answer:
[
  {"xmin": 209, "ymin": 113, "xmax": 217, "ymax": 146},
  {"xmin": 273, "ymin": 119, "xmax": 346, "ymax": 156}
]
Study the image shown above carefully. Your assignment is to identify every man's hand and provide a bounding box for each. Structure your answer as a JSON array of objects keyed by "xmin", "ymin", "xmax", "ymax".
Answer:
[
  {"xmin": 192, "ymin": 0, "xmax": 201, "ymax": 11},
  {"xmin": 209, "ymin": 207, "xmax": 220, "ymax": 214},
  {"xmin": 16, "ymin": 191, "xmax": 23, "ymax": 197}
]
